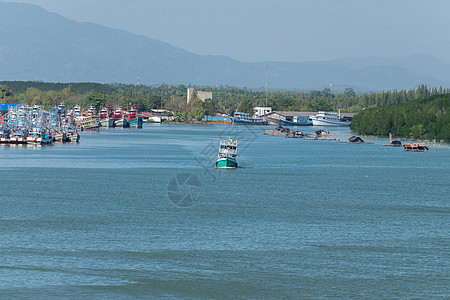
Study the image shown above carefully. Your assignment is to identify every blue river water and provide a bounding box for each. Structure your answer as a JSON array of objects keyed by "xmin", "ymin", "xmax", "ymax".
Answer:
[{"xmin": 0, "ymin": 124, "xmax": 449, "ymax": 298}]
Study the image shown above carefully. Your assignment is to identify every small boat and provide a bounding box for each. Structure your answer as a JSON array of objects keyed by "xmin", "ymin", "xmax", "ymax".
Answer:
[
  {"xmin": 310, "ymin": 111, "xmax": 351, "ymax": 126},
  {"xmin": 403, "ymin": 143, "xmax": 429, "ymax": 152},
  {"xmin": 383, "ymin": 140, "xmax": 402, "ymax": 147},
  {"xmin": 216, "ymin": 137, "xmax": 238, "ymax": 169},
  {"xmin": 286, "ymin": 130, "xmax": 309, "ymax": 138},
  {"xmin": 383, "ymin": 133, "xmax": 402, "ymax": 147}
]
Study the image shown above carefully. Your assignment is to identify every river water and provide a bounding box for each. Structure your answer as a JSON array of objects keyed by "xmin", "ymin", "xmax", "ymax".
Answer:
[{"xmin": 0, "ymin": 124, "xmax": 448, "ymax": 298}]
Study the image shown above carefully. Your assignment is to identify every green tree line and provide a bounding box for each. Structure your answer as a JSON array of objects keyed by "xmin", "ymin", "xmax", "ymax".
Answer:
[
  {"xmin": 350, "ymin": 93, "xmax": 450, "ymax": 142},
  {"xmin": 1, "ymin": 81, "xmax": 449, "ymax": 119}
]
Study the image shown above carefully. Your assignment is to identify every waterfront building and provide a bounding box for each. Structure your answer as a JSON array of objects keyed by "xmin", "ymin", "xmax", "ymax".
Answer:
[{"xmin": 187, "ymin": 88, "xmax": 213, "ymax": 103}]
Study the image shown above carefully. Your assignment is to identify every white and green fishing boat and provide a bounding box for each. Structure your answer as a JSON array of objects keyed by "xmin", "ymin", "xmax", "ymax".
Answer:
[{"xmin": 216, "ymin": 137, "xmax": 238, "ymax": 169}]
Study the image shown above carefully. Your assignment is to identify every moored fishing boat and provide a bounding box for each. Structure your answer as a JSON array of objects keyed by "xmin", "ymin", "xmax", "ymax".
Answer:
[
  {"xmin": 0, "ymin": 132, "xmax": 9, "ymax": 143},
  {"xmin": 100, "ymin": 118, "xmax": 114, "ymax": 127},
  {"xmin": 310, "ymin": 111, "xmax": 351, "ymax": 126},
  {"xmin": 26, "ymin": 129, "xmax": 53, "ymax": 145},
  {"xmin": 127, "ymin": 108, "xmax": 143, "ymax": 128},
  {"xmin": 78, "ymin": 116, "xmax": 100, "ymax": 130},
  {"xmin": 99, "ymin": 107, "xmax": 114, "ymax": 127},
  {"xmin": 266, "ymin": 116, "xmax": 282, "ymax": 126},
  {"xmin": 216, "ymin": 137, "xmax": 238, "ymax": 169},
  {"xmin": 113, "ymin": 107, "xmax": 129, "ymax": 128},
  {"xmin": 280, "ymin": 117, "xmax": 312, "ymax": 126},
  {"xmin": 128, "ymin": 117, "xmax": 143, "ymax": 128},
  {"xmin": 233, "ymin": 112, "xmax": 267, "ymax": 125},
  {"xmin": 68, "ymin": 129, "xmax": 80, "ymax": 143},
  {"xmin": 114, "ymin": 118, "xmax": 129, "ymax": 128},
  {"xmin": 53, "ymin": 130, "xmax": 70, "ymax": 142}
]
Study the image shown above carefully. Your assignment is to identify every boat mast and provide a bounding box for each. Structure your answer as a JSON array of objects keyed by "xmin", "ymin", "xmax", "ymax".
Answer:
[{"xmin": 265, "ymin": 65, "xmax": 268, "ymax": 107}]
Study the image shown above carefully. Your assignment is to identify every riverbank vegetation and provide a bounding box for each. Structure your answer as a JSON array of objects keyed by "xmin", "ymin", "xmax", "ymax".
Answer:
[
  {"xmin": 1, "ymin": 81, "xmax": 448, "ymax": 114},
  {"xmin": 351, "ymin": 94, "xmax": 450, "ymax": 142},
  {"xmin": 0, "ymin": 81, "xmax": 449, "ymax": 141}
]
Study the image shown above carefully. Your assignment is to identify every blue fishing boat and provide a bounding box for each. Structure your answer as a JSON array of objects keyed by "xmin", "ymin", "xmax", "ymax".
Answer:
[
  {"xmin": 127, "ymin": 108, "xmax": 143, "ymax": 128},
  {"xmin": 233, "ymin": 112, "xmax": 267, "ymax": 125},
  {"xmin": 279, "ymin": 118, "xmax": 312, "ymax": 126}
]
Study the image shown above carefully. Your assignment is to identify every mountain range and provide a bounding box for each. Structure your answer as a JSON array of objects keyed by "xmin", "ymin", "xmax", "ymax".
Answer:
[{"xmin": 1, "ymin": 2, "xmax": 449, "ymax": 91}]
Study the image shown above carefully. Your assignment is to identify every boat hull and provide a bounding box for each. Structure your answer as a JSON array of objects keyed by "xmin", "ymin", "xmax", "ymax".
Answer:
[
  {"xmin": 216, "ymin": 157, "xmax": 238, "ymax": 169},
  {"xmin": 82, "ymin": 124, "xmax": 101, "ymax": 130},
  {"xmin": 26, "ymin": 136, "xmax": 53, "ymax": 145},
  {"xmin": 128, "ymin": 118, "xmax": 143, "ymax": 128},
  {"xmin": 70, "ymin": 133, "xmax": 80, "ymax": 143},
  {"xmin": 311, "ymin": 119, "xmax": 350, "ymax": 126},
  {"xmin": 233, "ymin": 119, "xmax": 267, "ymax": 125},
  {"xmin": 280, "ymin": 119, "xmax": 312, "ymax": 126},
  {"xmin": 100, "ymin": 118, "xmax": 114, "ymax": 128},
  {"xmin": 114, "ymin": 119, "xmax": 129, "ymax": 128},
  {"xmin": 266, "ymin": 116, "xmax": 282, "ymax": 126}
]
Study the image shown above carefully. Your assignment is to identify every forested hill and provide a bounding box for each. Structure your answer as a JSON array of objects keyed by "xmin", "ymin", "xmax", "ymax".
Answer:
[{"xmin": 350, "ymin": 94, "xmax": 450, "ymax": 142}]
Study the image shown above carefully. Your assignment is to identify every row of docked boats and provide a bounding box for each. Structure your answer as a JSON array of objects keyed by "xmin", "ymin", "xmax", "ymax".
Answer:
[
  {"xmin": 99, "ymin": 106, "xmax": 143, "ymax": 128},
  {"xmin": 234, "ymin": 111, "xmax": 351, "ymax": 126},
  {"xmin": 56, "ymin": 104, "xmax": 144, "ymax": 130},
  {"xmin": 0, "ymin": 105, "xmax": 80, "ymax": 145}
]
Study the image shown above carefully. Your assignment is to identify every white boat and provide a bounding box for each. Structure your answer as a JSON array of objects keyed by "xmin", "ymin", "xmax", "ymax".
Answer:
[{"xmin": 310, "ymin": 111, "xmax": 351, "ymax": 127}]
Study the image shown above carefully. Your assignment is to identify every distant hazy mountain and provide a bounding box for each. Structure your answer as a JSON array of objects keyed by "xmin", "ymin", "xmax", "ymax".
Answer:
[{"xmin": 1, "ymin": 2, "xmax": 449, "ymax": 91}]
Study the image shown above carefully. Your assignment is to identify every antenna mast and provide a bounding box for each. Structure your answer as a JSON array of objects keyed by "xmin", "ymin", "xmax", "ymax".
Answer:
[{"xmin": 265, "ymin": 65, "xmax": 268, "ymax": 107}]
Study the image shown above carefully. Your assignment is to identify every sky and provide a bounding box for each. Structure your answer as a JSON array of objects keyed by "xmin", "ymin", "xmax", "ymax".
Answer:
[{"xmin": 5, "ymin": 0, "xmax": 450, "ymax": 63}]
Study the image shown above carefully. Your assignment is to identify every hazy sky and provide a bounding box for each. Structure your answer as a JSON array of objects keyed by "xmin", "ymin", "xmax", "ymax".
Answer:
[{"xmin": 6, "ymin": 0, "xmax": 450, "ymax": 63}]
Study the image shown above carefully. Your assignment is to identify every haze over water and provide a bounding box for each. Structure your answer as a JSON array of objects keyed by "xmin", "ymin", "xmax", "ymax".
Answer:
[{"xmin": 0, "ymin": 125, "xmax": 448, "ymax": 298}]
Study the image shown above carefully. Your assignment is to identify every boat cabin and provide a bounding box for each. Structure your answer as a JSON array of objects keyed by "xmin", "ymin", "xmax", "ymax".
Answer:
[{"xmin": 218, "ymin": 138, "xmax": 238, "ymax": 158}]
